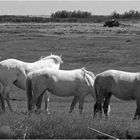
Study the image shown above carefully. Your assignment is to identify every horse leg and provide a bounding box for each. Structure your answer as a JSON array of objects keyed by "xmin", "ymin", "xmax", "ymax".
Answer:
[
  {"xmin": 93, "ymin": 87, "xmax": 105, "ymax": 120},
  {"xmin": 0, "ymin": 94, "xmax": 2, "ymax": 110},
  {"xmin": 44, "ymin": 91, "xmax": 51, "ymax": 114},
  {"xmin": 94, "ymin": 97, "xmax": 104, "ymax": 119},
  {"xmin": 0, "ymin": 83, "xmax": 3, "ymax": 112},
  {"xmin": 133, "ymin": 99, "xmax": 140, "ymax": 120},
  {"xmin": 94, "ymin": 102, "xmax": 102, "ymax": 118},
  {"xmin": 1, "ymin": 87, "xmax": 6, "ymax": 112},
  {"xmin": 36, "ymin": 93, "xmax": 44, "ymax": 113},
  {"xmin": 69, "ymin": 96, "xmax": 79, "ymax": 113},
  {"xmin": 1, "ymin": 86, "xmax": 11, "ymax": 112},
  {"xmin": 103, "ymin": 92, "xmax": 112, "ymax": 119},
  {"xmin": 0, "ymin": 95, "xmax": 3, "ymax": 113},
  {"xmin": 0, "ymin": 94, "xmax": 4, "ymax": 113},
  {"xmin": 31, "ymin": 89, "xmax": 40, "ymax": 112},
  {"xmin": 0, "ymin": 95, "xmax": 5, "ymax": 112},
  {"xmin": 79, "ymin": 96, "xmax": 85, "ymax": 114},
  {"xmin": 6, "ymin": 93, "xmax": 13, "ymax": 112}
]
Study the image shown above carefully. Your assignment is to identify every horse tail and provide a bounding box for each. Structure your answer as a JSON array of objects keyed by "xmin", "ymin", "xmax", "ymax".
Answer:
[
  {"xmin": 81, "ymin": 68, "xmax": 90, "ymax": 86},
  {"xmin": 81, "ymin": 68, "xmax": 97, "ymax": 101},
  {"xmin": 81, "ymin": 67, "xmax": 95, "ymax": 86},
  {"xmin": 26, "ymin": 74, "xmax": 33, "ymax": 111}
]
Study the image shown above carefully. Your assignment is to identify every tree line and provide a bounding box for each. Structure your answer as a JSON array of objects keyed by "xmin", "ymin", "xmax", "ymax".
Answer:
[
  {"xmin": 112, "ymin": 10, "xmax": 140, "ymax": 19},
  {"xmin": 0, "ymin": 10, "xmax": 139, "ymax": 23},
  {"xmin": 51, "ymin": 10, "xmax": 92, "ymax": 18}
]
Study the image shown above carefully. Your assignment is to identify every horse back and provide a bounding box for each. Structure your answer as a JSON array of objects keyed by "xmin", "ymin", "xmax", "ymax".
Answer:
[
  {"xmin": 30, "ymin": 69, "xmax": 88, "ymax": 97},
  {"xmin": 0, "ymin": 59, "xmax": 26, "ymax": 72},
  {"xmin": 95, "ymin": 70, "xmax": 140, "ymax": 100}
]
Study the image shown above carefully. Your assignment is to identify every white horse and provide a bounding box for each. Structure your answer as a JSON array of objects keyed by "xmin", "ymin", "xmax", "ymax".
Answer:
[
  {"xmin": 26, "ymin": 68, "xmax": 96, "ymax": 114},
  {"xmin": 0, "ymin": 54, "xmax": 63, "ymax": 112},
  {"xmin": 94, "ymin": 69, "xmax": 140, "ymax": 120}
]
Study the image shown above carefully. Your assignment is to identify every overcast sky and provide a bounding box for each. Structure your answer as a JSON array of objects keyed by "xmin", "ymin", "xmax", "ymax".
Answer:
[{"xmin": 0, "ymin": 1, "xmax": 140, "ymax": 15}]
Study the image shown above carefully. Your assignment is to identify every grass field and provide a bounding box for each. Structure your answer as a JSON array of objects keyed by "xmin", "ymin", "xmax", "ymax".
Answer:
[{"xmin": 0, "ymin": 22, "xmax": 140, "ymax": 139}]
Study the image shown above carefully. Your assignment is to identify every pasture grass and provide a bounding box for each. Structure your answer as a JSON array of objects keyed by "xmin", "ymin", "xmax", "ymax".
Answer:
[
  {"xmin": 0, "ymin": 22, "xmax": 140, "ymax": 138},
  {"xmin": 1, "ymin": 100, "xmax": 140, "ymax": 139}
]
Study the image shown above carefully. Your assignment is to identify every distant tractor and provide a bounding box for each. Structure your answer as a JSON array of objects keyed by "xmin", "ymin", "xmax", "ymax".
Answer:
[{"xmin": 104, "ymin": 19, "xmax": 120, "ymax": 27}]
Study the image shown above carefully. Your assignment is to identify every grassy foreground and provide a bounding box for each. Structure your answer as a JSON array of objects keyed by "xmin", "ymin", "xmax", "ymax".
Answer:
[{"xmin": 0, "ymin": 100, "xmax": 140, "ymax": 139}]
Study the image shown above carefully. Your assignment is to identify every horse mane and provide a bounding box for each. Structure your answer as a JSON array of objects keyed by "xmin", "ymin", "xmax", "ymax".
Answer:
[{"xmin": 40, "ymin": 54, "xmax": 63, "ymax": 63}]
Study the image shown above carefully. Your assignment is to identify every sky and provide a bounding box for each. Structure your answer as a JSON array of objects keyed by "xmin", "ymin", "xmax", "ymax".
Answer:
[{"xmin": 0, "ymin": 1, "xmax": 140, "ymax": 15}]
